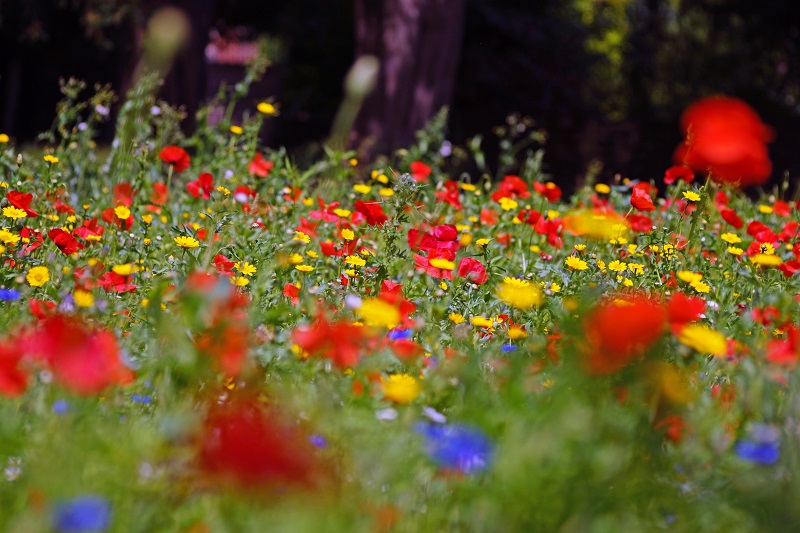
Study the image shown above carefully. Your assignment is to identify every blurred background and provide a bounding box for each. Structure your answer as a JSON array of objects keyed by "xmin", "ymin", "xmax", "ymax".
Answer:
[{"xmin": 2, "ymin": 0, "xmax": 800, "ymax": 189}]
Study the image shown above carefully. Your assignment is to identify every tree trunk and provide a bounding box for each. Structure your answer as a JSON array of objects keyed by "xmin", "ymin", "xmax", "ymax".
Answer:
[{"xmin": 353, "ymin": 0, "xmax": 465, "ymax": 155}]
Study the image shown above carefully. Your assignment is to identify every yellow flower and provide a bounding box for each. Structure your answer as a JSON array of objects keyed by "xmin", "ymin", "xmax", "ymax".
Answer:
[
  {"xmin": 682, "ymin": 190, "xmax": 701, "ymax": 202},
  {"xmin": 759, "ymin": 242, "xmax": 775, "ymax": 255},
  {"xmin": 293, "ymin": 231, "xmax": 311, "ymax": 243},
  {"xmin": 230, "ymin": 276, "xmax": 250, "ymax": 287},
  {"xmin": 608, "ymin": 260, "xmax": 627, "ymax": 272},
  {"xmin": 353, "ymin": 184, "xmax": 372, "ymax": 194},
  {"xmin": 217, "ymin": 186, "xmax": 231, "ymax": 196},
  {"xmin": 470, "ymin": 316, "xmax": 494, "ymax": 328},
  {"xmin": 349, "ymin": 158, "xmax": 358, "ymax": 167},
  {"xmin": 112, "ymin": 263, "xmax": 136, "ymax": 276},
  {"xmin": 677, "ymin": 324, "xmax": 727, "ymax": 356},
  {"xmin": 43, "ymin": 154, "xmax": 59, "ymax": 164},
  {"xmin": 460, "ymin": 183, "xmax": 476, "ymax": 191},
  {"xmin": 2, "ymin": 206, "xmax": 26, "ymax": 220},
  {"xmin": 257, "ymin": 101, "xmax": 277, "ymax": 115},
  {"xmin": 508, "ymin": 326, "xmax": 528, "ymax": 339},
  {"xmin": 677, "ymin": 271, "xmax": 703, "ymax": 283},
  {"xmin": 562, "ymin": 209, "xmax": 630, "ymax": 241},
  {"xmin": 230, "ymin": 125, "xmax": 243, "ymax": 135},
  {"xmin": 357, "ymin": 298, "xmax": 401, "ymax": 328},
  {"xmin": 345, "ymin": 255, "xmax": 366, "ymax": 268},
  {"xmin": 758, "ymin": 204, "xmax": 773, "ymax": 214},
  {"xmin": 379, "ymin": 188, "xmax": 394, "ymax": 197},
  {"xmin": 498, "ymin": 197, "xmax": 518, "ymax": 211},
  {"xmin": 114, "ymin": 205, "xmax": 131, "ymax": 220},
  {"xmin": 26, "ymin": 266, "xmax": 50, "ymax": 287},
  {"xmin": 141, "ymin": 214, "xmax": 153, "ymax": 225},
  {"xmin": 341, "ymin": 228, "xmax": 355, "ymax": 241},
  {"xmin": 449, "ymin": 313, "xmax": 465, "ymax": 324},
  {"xmin": 429, "ymin": 258, "xmax": 456, "ymax": 271},
  {"xmin": 295, "ymin": 265, "xmax": 314, "ymax": 272},
  {"xmin": 627, "ymin": 263, "xmax": 644, "ymax": 275},
  {"xmin": 0, "ymin": 134, "xmax": 9, "ymax": 143},
  {"xmin": 288, "ymin": 253, "xmax": 304, "ymax": 264},
  {"xmin": 333, "ymin": 208, "xmax": 352, "ymax": 218},
  {"xmin": 235, "ymin": 261, "xmax": 257, "ymax": 276},
  {"xmin": 475, "ymin": 238, "xmax": 491, "ymax": 246},
  {"xmin": 727, "ymin": 246, "xmax": 743, "ymax": 255},
  {"xmin": 382, "ymin": 374, "xmax": 421, "ymax": 404},
  {"xmin": 574, "ymin": 244, "xmax": 586, "ymax": 251},
  {"xmin": 143, "ymin": 238, "xmax": 151, "ymax": 246},
  {"xmin": 720, "ymin": 233, "xmax": 741, "ymax": 244},
  {"xmin": 594, "ymin": 183, "xmax": 611, "ymax": 194},
  {"xmin": 174, "ymin": 236, "xmax": 200, "ymax": 249},
  {"xmin": 565, "ymin": 256, "xmax": 588, "ymax": 271},
  {"xmin": 73, "ymin": 290, "xmax": 94, "ymax": 308},
  {"xmin": 689, "ymin": 280, "xmax": 711, "ymax": 293},
  {"xmin": 751, "ymin": 254, "xmax": 782, "ymax": 266},
  {"xmin": 496, "ymin": 277, "xmax": 543, "ymax": 310}
]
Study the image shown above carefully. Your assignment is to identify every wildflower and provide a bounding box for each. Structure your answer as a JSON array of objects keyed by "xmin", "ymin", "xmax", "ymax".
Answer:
[
  {"xmin": 496, "ymin": 277, "xmax": 542, "ymax": 310},
  {"xmin": 429, "ymin": 258, "xmax": 456, "ymax": 271},
  {"xmin": 630, "ymin": 184, "xmax": 656, "ymax": 212},
  {"xmin": 663, "ymin": 165, "xmax": 695, "ymax": 185},
  {"xmin": 475, "ymin": 238, "xmax": 490, "ymax": 246},
  {"xmin": 415, "ymin": 423, "xmax": 492, "ymax": 474},
  {"xmin": 674, "ymin": 96, "xmax": 773, "ymax": 187},
  {"xmin": 48, "ymin": 229, "xmax": 84, "ymax": 255},
  {"xmin": 595, "ymin": 183, "xmax": 611, "ymax": 194},
  {"xmin": 0, "ymin": 229, "xmax": 19, "ymax": 245},
  {"xmin": 73, "ymin": 290, "xmax": 94, "ymax": 308},
  {"xmin": 345, "ymin": 255, "xmax": 366, "ymax": 268},
  {"xmin": 562, "ymin": 208, "xmax": 630, "ymax": 241},
  {"xmin": 457, "ymin": 257, "xmax": 488, "ymax": 284},
  {"xmin": 720, "ymin": 233, "xmax": 741, "ymax": 244},
  {"xmin": 295, "ymin": 265, "xmax": 314, "ymax": 272},
  {"xmin": 53, "ymin": 495, "xmax": 111, "ymax": 533},
  {"xmin": 449, "ymin": 313, "xmax": 465, "ymax": 324},
  {"xmin": 174, "ymin": 236, "xmax": 200, "ymax": 249},
  {"xmin": 357, "ymin": 298, "xmax": 401, "ymax": 328},
  {"xmin": 230, "ymin": 125, "xmax": 243, "ymax": 135},
  {"xmin": 248, "ymin": 153, "xmax": 274, "ymax": 177},
  {"xmin": 114, "ymin": 205, "xmax": 131, "ymax": 220},
  {"xmin": 608, "ymin": 260, "xmax": 627, "ymax": 272},
  {"xmin": 382, "ymin": 374, "xmax": 421, "ymax": 404},
  {"xmin": 533, "ymin": 181, "xmax": 562, "ymax": 202},
  {"xmin": 583, "ymin": 293, "xmax": 667, "ymax": 375},
  {"xmin": 187, "ymin": 173, "xmax": 214, "ymax": 199},
  {"xmin": 353, "ymin": 184, "xmax": 372, "ymax": 194},
  {"xmin": 353, "ymin": 201, "xmax": 388, "ymax": 226},
  {"xmin": 197, "ymin": 396, "xmax": 326, "ymax": 489},
  {"xmin": 112, "ymin": 264, "xmax": 136, "ymax": 276},
  {"xmin": 341, "ymin": 228, "xmax": 355, "ymax": 241},
  {"xmin": 675, "ymin": 324, "xmax": 727, "ymax": 356},
  {"xmin": 43, "ymin": 154, "xmax": 59, "ymax": 164},
  {"xmin": 7, "ymin": 191, "xmax": 38, "ymax": 217},
  {"xmin": 231, "ymin": 276, "xmax": 250, "ymax": 287},
  {"xmin": 410, "ymin": 161, "xmax": 432, "ymax": 183},
  {"xmin": 26, "ymin": 266, "xmax": 50, "ymax": 287},
  {"xmin": 2, "ymin": 206, "xmax": 26, "ymax": 220},
  {"xmin": 682, "ymin": 190, "xmax": 701, "ymax": 202},
  {"xmin": 235, "ymin": 262, "xmax": 257, "ymax": 276},
  {"xmin": 0, "ymin": 134, "xmax": 8, "ymax": 143},
  {"xmin": 379, "ymin": 188, "xmax": 394, "ymax": 197},
  {"xmin": 751, "ymin": 254, "xmax": 782, "ymax": 267},
  {"xmin": 498, "ymin": 197, "xmax": 518, "ymax": 211},
  {"xmin": 293, "ymin": 231, "xmax": 311, "ymax": 243},
  {"xmin": 0, "ymin": 288, "xmax": 20, "ymax": 302},
  {"xmin": 470, "ymin": 316, "xmax": 494, "ymax": 329},
  {"xmin": 0, "ymin": 340, "xmax": 27, "ymax": 397},
  {"xmin": 158, "ymin": 145, "xmax": 190, "ymax": 173},
  {"xmin": 257, "ymin": 101, "xmax": 278, "ymax": 115},
  {"xmin": 565, "ymin": 256, "xmax": 588, "ymax": 271}
]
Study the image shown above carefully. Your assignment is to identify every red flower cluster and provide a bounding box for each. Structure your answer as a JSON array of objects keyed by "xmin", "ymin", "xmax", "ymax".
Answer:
[
  {"xmin": 409, "ymin": 224, "xmax": 460, "ymax": 279},
  {"xmin": 158, "ymin": 145, "xmax": 191, "ymax": 173},
  {"xmin": 674, "ymin": 96, "xmax": 773, "ymax": 187},
  {"xmin": 491, "ymin": 175, "xmax": 530, "ymax": 202}
]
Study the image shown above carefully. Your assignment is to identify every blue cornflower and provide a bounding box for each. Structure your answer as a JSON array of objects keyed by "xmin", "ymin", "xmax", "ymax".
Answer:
[
  {"xmin": 388, "ymin": 328, "xmax": 412, "ymax": 341},
  {"xmin": 53, "ymin": 400, "xmax": 69, "ymax": 415},
  {"xmin": 0, "ymin": 288, "xmax": 20, "ymax": 302},
  {"xmin": 130, "ymin": 393, "xmax": 152, "ymax": 405},
  {"xmin": 53, "ymin": 496, "xmax": 111, "ymax": 532},
  {"xmin": 500, "ymin": 344, "xmax": 517, "ymax": 352},
  {"xmin": 310, "ymin": 434, "xmax": 327, "ymax": 448},
  {"xmin": 415, "ymin": 423, "xmax": 493, "ymax": 474},
  {"xmin": 734, "ymin": 440, "xmax": 779, "ymax": 465}
]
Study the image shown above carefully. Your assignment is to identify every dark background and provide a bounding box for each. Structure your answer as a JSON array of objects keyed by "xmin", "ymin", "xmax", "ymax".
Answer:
[{"xmin": 2, "ymin": 0, "xmax": 800, "ymax": 190}]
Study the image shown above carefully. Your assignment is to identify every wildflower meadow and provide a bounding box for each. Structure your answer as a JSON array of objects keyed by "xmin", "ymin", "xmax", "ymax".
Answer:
[{"xmin": 2, "ymin": 69, "xmax": 800, "ymax": 532}]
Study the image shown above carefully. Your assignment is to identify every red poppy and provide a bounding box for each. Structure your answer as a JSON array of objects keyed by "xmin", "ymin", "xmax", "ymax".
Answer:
[
  {"xmin": 98, "ymin": 272, "xmax": 137, "ymax": 293},
  {"xmin": 113, "ymin": 182, "xmax": 135, "ymax": 207},
  {"xmin": 213, "ymin": 254, "xmax": 236, "ymax": 276},
  {"xmin": 22, "ymin": 315, "xmax": 133, "ymax": 395},
  {"xmin": 283, "ymin": 283, "xmax": 300, "ymax": 305},
  {"xmin": 197, "ymin": 396, "xmax": 326, "ymax": 489},
  {"xmin": 354, "ymin": 200, "xmax": 388, "ymax": 226},
  {"xmin": 719, "ymin": 206, "xmax": 744, "ymax": 229},
  {"xmin": 6, "ymin": 191, "xmax": 38, "ymax": 217},
  {"xmin": 765, "ymin": 327, "xmax": 800, "ymax": 366},
  {"xmin": 48, "ymin": 228, "xmax": 84, "ymax": 255},
  {"xmin": 491, "ymin": 175, "xmax": 530, "ymax": 202},
  {"xmin": 663, "ymin": 165, "xmax": 694, "ymax": 185},
  {"xmin": 72, "ymin": 218, "xmax": 105, "ymax": 242},
  {"xmin": 457, "ymin": 257, "xmax": 488, "ymax": 284},
  {"xmin": 292, "ymin": 313, "xmax": 373, "ymax": 368},
  {"xmin": 654, "ymin": 414, "xmax": 685, "ymax": 444},
  {"xmin": 630, "ymin": 184, "xmax": 656, "ymax": 212},
  {"xmin": 101, "ymin": 207, "xmax": 134, "ymax": 230},
  {"xmin": 583, "ymin": 293, "xmax": 667, "ymax": 375},
  {"xmin": 674, "ymin": 96, "xmax": 773, "ymax": 187},
  {"xmin": 533, "ymin": 181, "xmax": 562, "ymax": 202},
  {"xmin": 19, "ymin": 227, "xmax": 43, "ymax": 255},
  {"xmin": 625, "ymin": 213, "xmax": 653, "ymax": 233},
  {"xmin": 435, "ymin": 180, "xmax": 462, "ymax": 209},
  {"xmin": 666, "ymin": 292, "xmax": 705, "ymax": 329},
  {"xmin": 0, "ymin": 339, "xmax": 27, "ymax": 397},
  {"xmin": 151, "ymin": 182, "xmax": 169, "ymax": 206},
  {"xmin": 28, "ymin": 299, "xmax": 56, "ymax": 320},
  {"xmin": 158, "ymin": 145, "xmax": 191, "ymax": 173},
  {"xmin": 248, "ymin": 152, "xmax": 274, "ymax": 177},
  {"xmin": 187, "ymin": 173, "xmax": 214, "ymax": 199},
  {"xmin": 410, "ymin": 161, "xmax": 432, "ymax": 183}
]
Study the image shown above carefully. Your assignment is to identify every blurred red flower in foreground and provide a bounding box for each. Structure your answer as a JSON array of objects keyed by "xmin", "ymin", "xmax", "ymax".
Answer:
[
  {"xmin": 158, "ymin": 145, "xmax": 191, "ymax": 174},
  {"xmin": 583, "ymin": 293, "xmax": 667, "ymax": 375},
  {"xmin": 197, "ymin": 396, "xmax": 328, "ymax": 489},
  {"xmin": 674, "ymin": 96, "xmax": 773, "ymax": 187},
  {"xmin": 22, "ymin": 315, "xmax": 133, "ymax": 395},
  {"xmin": 0, "ymin": 339, "xmax": 28, "ymax": 397}
]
